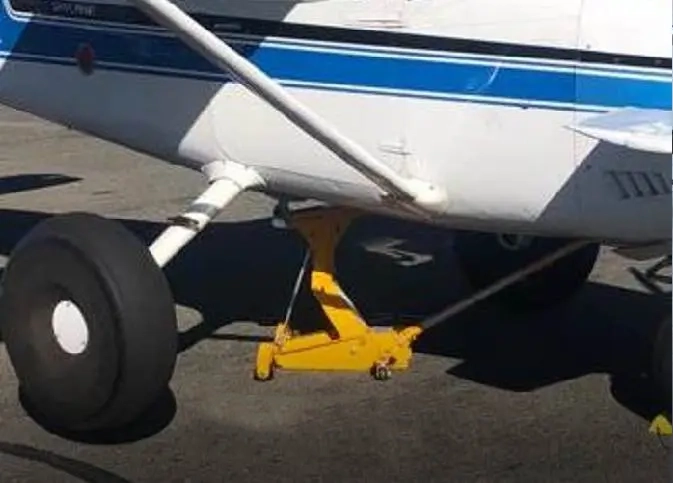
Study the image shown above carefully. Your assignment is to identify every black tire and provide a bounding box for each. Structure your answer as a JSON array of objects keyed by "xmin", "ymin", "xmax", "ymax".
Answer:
[
  {"xmin": 453, "ymin": 231, "xmax": 600, "ymax": 312},
  {"xmin": 0, "ymin": 212, "xmax": 178, "ymax": 432},
  {"xmin": 651, "ymin": 315, "xmax": 671, "ymax": 409}
]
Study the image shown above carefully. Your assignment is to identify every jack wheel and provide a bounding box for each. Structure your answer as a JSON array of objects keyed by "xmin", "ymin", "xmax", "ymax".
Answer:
[
  {"xmin": 254, "ymin": 343, "xmax": 275, "ymax": 381},
  {"xmin": 254, "ymin": 365, "xmax": 275, "ymax": 382},
  {"xmin": 371, "ymin": 363, "xmax": 392, "ymax": 381},
  {"xmin": 0, "ymin": 212, "xmax": 178, "ymax": 432},
  {"xmin": 453, "ymin": 231, "xmax": 600, "ymax": 312}
]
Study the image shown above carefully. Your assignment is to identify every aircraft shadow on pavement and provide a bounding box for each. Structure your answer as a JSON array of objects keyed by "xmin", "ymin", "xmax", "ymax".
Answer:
[
  {"xmin": 0, "ymin": 207, "xmax": 669, "ymax": 442},
  {"xmin": 0, "ymin": 173, "xmax": 81, "ymax": 195},
  {"xmin": 0, "ymin": 441, "xmax": 132, "ymax": 482}
]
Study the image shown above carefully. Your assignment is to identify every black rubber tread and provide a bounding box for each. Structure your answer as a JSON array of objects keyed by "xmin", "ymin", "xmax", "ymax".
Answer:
[
  {"xmin": 453, "ymin": 231, "xmax": 600, "ymax": 312},
  {"xmin": 0, "ymin": 212, "xmax": 177, "ymax": 431}
]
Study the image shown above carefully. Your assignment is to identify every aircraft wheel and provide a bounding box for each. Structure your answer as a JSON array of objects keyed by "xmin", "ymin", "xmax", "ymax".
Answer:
[
  {"xmin": 0, "ymin": 212, "xmax": 178, "ymax": 432},
  {"xmin": 453, "ymin": 231, "xmax": 600, "ymax": 312},
  {"xmin": 651, "ymin": 314, "xmax": 671, "ymax": 408}
]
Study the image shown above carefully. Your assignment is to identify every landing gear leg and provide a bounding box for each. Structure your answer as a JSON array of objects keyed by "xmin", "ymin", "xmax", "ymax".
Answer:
[{"xmin": 150, "ymin": 161, "xmax": 264, "ymax": 268}]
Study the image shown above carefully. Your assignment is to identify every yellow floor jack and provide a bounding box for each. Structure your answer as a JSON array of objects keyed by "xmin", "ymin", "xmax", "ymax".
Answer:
[
  {"xmin": 254, "ymin": 207, "xmax": 422, "ymax": 381},
  {"xmin": 649, "ymin": 414, "xmax": 672, "ymax": 437}
]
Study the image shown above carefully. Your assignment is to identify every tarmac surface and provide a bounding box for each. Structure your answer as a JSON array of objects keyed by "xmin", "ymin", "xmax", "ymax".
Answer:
[{"xmin": 0, "ymin": 105, "xmax": 671, "ymax": 482}]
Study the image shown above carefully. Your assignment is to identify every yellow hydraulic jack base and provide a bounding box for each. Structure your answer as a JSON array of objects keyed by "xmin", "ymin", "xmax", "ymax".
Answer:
[
  {"xmin": 254, "ymin": 207, "xmax": 422, "ymax": 381},
  {"xmin": 649, "ymin": 414, "xmax": 672, "ymax": 437}
]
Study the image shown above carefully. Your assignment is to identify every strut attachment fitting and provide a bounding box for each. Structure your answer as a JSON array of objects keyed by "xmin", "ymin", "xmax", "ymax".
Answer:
[{"xmin": 254, "ymin": 207, "xmax": 422, "ymax": 381}]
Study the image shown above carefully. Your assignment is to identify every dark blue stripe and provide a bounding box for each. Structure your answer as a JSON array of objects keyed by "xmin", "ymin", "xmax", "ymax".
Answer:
[
  {"xmin": 576, "ymin": 75, "xmax": 670, "ymax": 110},
  {"xmin": 0, "ymin": 52, "xmax": 608, "ymax": 113},
  {"xmin": 256, "ymin": 47, "xmax": 579, "ymax": 104}
]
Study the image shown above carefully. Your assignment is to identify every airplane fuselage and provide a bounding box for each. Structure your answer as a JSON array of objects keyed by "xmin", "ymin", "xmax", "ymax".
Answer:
[{"xmin": 0, "ymin": 0, "xmax": 670, "ymax": 243}]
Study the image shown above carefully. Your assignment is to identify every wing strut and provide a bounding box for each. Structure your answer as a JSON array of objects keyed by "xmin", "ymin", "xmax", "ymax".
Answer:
[{"xmin": 127, "ymin": 0, "xmax": 447, "ymax": 215}]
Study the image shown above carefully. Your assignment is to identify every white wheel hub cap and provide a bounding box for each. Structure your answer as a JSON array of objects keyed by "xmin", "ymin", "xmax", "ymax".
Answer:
[{"xmin": 51, "ymin": 300, "xmax": 89, "ymax": 355}]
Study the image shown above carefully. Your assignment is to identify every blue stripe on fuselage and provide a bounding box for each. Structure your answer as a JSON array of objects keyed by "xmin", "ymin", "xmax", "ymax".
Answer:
[{"xmin": 0, "ymin": 3, "xmax": 670, "ymax": 111}]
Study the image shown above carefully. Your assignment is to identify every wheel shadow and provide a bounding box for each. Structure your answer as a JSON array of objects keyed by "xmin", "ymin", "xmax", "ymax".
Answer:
[
  {"xmin": 0, "ymin": 208, "xmax": 669, "ymax": 440},
  {"xmin": 17, "ymin": 386, "xmax": 177, "ymax": 445}
]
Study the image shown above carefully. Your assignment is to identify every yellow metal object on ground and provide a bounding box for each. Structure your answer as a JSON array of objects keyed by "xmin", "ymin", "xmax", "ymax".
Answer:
[
  {"xmin": 649, "ymin": 414, "xmax": 672, "ymax": 436},
  {"xmin": 254, "ymin": 207, "xmax": 422, "ymax": 380}
]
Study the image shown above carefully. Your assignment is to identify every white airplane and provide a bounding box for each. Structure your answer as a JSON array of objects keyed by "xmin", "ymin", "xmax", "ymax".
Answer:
[{"xmin": 0, "ymin": 0, "xmax": 670, "ymax": 434}]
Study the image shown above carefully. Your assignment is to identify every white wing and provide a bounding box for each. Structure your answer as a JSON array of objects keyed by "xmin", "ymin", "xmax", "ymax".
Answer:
[{"xmin": 568, "ymin": 108, "xmax": 672, "ymax": 154}]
